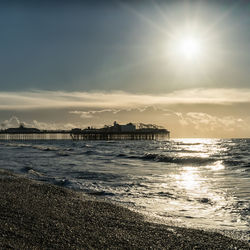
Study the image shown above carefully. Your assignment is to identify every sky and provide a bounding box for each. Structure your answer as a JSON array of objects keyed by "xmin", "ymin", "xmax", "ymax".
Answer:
[{"xmin": 0, "ymin": 0, "xmax": 250, "ymax": 138}]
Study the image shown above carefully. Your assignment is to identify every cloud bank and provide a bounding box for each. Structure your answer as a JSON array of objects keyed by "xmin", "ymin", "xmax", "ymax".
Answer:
[
  {"xmin": 1, "ymin": 89, "xmax": 250, "ymax": 137},
  {"xmin": 0, "ymin": 88, "xmax": 250, "ymax": 110}
]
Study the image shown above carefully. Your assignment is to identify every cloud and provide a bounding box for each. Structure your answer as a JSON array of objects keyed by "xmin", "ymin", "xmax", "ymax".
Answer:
[
  {"xmin": 0, "ymin": 116, "xmax": 21, "ymax": 129},
  {"xmin": 179, "ymin": 112, "xmax": 247, "ymax": 132},
  {"xmin": 0, "ymin": 88, "xmax": 250, "ymax": 110},
  {"xmin": 69, "ymin": 109, "xmax": 118, "ymax": 119},
  {"xmin": 0, "ymin": 116, "xmax": 77, "ymax": 130}
]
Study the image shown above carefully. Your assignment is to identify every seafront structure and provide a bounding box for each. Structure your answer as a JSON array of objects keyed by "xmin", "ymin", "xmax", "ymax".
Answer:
[
  {"xmin": 70, "ymin": 121, "xmax": 170, "ymax": 140},
  {"xmin": 0, "ymin": 122, "xmax": 170, "ymax": 140},
  {"xmin": 0, "ymin": 124, "xmax": 70, "ymax": 140}
]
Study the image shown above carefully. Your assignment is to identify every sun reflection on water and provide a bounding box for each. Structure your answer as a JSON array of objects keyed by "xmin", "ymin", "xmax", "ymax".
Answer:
[
  {"xmin": 207, "ymin": 161, "xmax": 225, "ymax": 171},
  {"xmin": 174, "ymin": 138, "xmax": 222, "ymax": 157},
  {"xmin": 130, "ymin": 139, "xmax": 249, "ymax": 239},
  {"xmin": 174, "ymin": 166, "xmax": 202, "ymax": 190}
]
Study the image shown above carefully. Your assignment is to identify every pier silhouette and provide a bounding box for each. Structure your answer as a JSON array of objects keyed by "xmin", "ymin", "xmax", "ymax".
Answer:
[{"xmin": 0, "ymin": 122, "xmax": 170, "ymax": 140}]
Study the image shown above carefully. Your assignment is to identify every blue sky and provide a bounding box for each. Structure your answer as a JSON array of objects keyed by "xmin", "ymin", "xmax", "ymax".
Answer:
[
  {"xmin": 1, "ymin": 0, "xmax": 249, "ymax": 92},
  {"xmin": 0, "ymin": 0, "xmax": 250, "ymax": 137}
]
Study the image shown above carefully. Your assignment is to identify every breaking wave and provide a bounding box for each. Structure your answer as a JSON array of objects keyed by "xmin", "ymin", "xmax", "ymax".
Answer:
[{"xmin": 141, "ymin": 153, "xmax": 216, "ymax": 165}]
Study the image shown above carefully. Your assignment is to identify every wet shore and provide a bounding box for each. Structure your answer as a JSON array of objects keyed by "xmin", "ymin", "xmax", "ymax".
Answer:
[{"xmin": 0, "ymin": 169, "xmax": 249, "ymax": 249}]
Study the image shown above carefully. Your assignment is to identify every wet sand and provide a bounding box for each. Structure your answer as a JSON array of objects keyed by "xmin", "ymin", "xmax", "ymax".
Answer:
[{"xmin": 0, "ymin": 169, "xmax": 249, "ymax": 249}]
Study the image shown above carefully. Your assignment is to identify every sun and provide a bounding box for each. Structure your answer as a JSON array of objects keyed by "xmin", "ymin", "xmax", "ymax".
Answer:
[
  {"xmin": 178, "ymin": 36, "xmax": 201, "ymax": 60},
  {"xmin": 166, "ymin": 29, "xmax": 206, "ymax": 66},
  {"xmin": 167, "ymin": 33, "xmax": 204, "ymax": 63}
]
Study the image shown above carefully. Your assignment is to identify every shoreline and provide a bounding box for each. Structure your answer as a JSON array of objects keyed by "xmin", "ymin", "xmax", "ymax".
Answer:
[{"xmin": 0, "ymin": 169, "xmax": 249, "ymax": 249}]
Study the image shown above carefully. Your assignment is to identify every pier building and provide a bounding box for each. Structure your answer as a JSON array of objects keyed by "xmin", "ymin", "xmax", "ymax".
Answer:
[{"xmin": 70, "ymin": 122, "xmax": 170, "ymax": 140}]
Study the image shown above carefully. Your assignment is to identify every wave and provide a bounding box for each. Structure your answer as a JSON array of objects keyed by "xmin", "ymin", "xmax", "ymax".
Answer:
[
  {"xmin": 65, "ymin": 148, "xmax": 74, "ymax": 151},
  {"xmin": 83, "ymin": 150, "xmax": 97, "ymax": 155},
  {"xmin": 176, "ymin": 142, "xmax": 202, "ymax": 146},
  {"xmin": 21, "ymin": 166, "xmax": 45, "ymax": 177},
  {"xmin": 223, "ymin": 160, "xmax": 247, "ymax": 166},
  {"xmin": 117, "ymin": 153, "xmax": 127, "ymax": 157},
  {"xmin": 86, "ymin": 190, "xmax": 115, "ymax": 196},
  {"xmin": 157, "ymin": 191, "xmax": 177, "ymax": 199},
  {"xmin": 21, "ymin": 166, "xmax": 33, "ymax": 172},
  {"xmin": 117, "ymin": 152, "xmax": 216, "ymax": 165},
  {"xmin": 32, "ymin": 145, "xmax": 59, "ymax": 151},
  {"xmin": 197, "ymin": 197, "xmax": 213, "ymax": 205},
  {"xmin": 56, "ymin": 151, "xmax": 70, "ymax": 157},
  {"xmin": 52, "ymin": 178, "xmax": 72, "ymax": 187},
  {"xmin": 141, "ymin": 153, "xmax": 216, "ymax": 165},
  {"xmin": 171, "ymin": 149, "xmax": 204, "ymax": 153},
  {"xmin": 1, "ymin": 142, "xmax": 31, "ymax": 148},
  {"xmin": 0, "ymin": 141, "xmax": 62, "ymax": 153},
  {"xmin": 72, "ymin": 170, "xmax": 122, "ymax": 181}
]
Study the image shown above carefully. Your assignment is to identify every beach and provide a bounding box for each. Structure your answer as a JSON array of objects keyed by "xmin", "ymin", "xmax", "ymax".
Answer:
[{"xmin": 0, "ymin": 169, "xmax": 249, "ymax": 249}]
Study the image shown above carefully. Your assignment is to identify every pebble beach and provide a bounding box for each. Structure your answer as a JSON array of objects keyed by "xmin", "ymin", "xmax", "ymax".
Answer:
[{"xmin": 0, "ymin": 169, "xmax": 249, "ymax": 249}]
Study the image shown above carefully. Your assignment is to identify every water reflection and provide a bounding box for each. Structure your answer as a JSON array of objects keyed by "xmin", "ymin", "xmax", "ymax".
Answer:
[
  {"xmin": 207, "ymin": 161, "xmax": 225, "ymax": 171},
  {"xmin": 131, "ymin": 138, "xmax": 249, "ymax": 235},
  {"xmin": 174, "ymin": 166, "xmax": 201, "ymax": 190}
]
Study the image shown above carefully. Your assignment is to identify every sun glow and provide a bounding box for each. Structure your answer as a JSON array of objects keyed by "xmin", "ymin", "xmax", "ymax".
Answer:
[
  {"xmin": 167, "ymin": 30, "xmax": 206, "ymax": 65},
  {"xmin": 179, "ymin": 37, "xmax": 201, "ymax": 60}
]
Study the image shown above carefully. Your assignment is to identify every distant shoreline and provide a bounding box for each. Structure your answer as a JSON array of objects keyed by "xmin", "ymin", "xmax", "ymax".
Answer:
[{"xmin": 0, "ymin": 169, "xmax": 249, "ymax": 249}]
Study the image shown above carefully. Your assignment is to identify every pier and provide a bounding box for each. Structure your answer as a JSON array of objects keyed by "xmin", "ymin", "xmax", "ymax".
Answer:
[
  {"xmin": 0, "ymin": 125, "xmax": 71, "ymax": 140},
  {"xmin": 0, "ymin": 122, "xmax": 170, "ymax": 141}
]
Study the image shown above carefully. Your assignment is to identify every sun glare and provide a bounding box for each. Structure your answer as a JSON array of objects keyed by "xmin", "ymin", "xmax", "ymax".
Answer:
[
  {"xmin": 167, "ymin": 32, "xmax": 205, "ymax": 65},
  {"xmin": 179, "ymin": 37, "xmax": 201, "ymax": 60}
]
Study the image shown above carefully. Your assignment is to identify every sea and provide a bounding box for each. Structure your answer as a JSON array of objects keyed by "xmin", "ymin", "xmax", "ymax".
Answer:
[{"xmin": 0, "ymin": 138, "xmax": 249, "ymax": 241}]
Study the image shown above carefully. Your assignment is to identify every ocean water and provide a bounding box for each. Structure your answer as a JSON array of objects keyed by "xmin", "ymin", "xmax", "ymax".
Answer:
[{"xmin": 0, "ymin": 138, "xmax": 249, "ymax": 241}]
